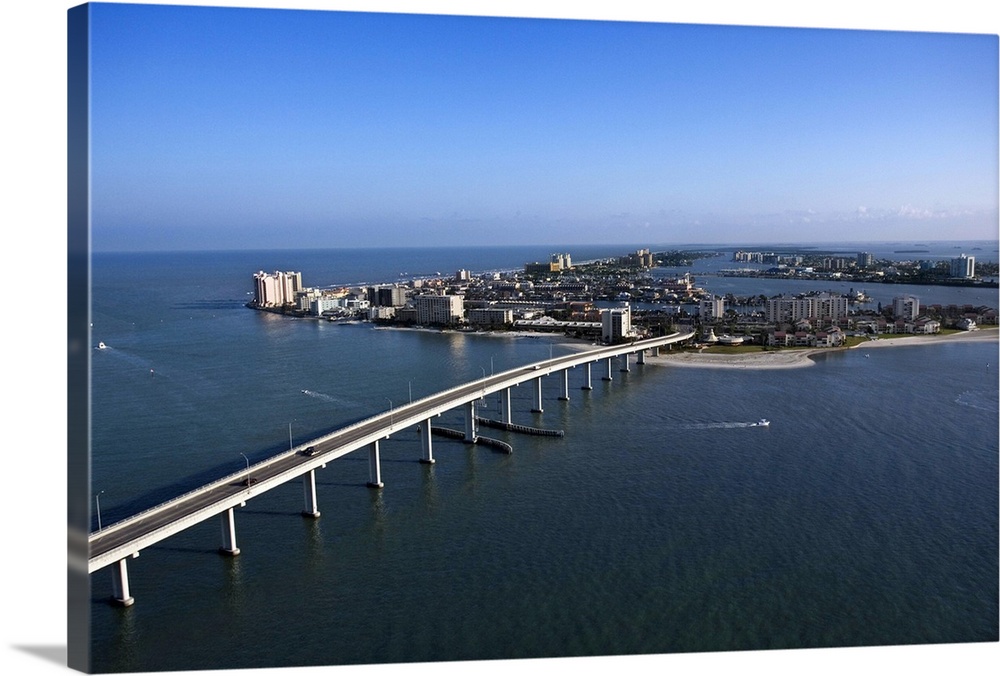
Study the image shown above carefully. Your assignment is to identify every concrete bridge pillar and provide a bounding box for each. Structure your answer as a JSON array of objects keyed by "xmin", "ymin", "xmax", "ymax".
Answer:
[
  {"xmin": 464, "ymin": 401, "xmax": 478, "ymax": 443},
  {"xmin": 531, "ymin": 376, "xmax": 544, "ymax": 412},
  {"xmin": 620, "ymin": 353, "xmax": 631, "ymax": 372},
  {"xmin": 603, "ymin": 357, "xmax": 613, "ymax": 381},
  {"xmin": 301, "ymin": 469, "xmax": 320, "ymax": 518},
  {"xmin": 219, "ymin": 507, "xmax": 240, "ymax": 556},
  {"xmin": 637, "ymin": 349, "xmax": 646, "ymax": 365},
  {"xmin": 559, "ymin": 369, "xmax": 570, "ymax": 401},
  {"xmin": 367, "ymin": 440, "xmax": 384, "ymax": 488},
  {"xmin": 110, "ymin": 557, "xmax": 135, "ymax": 607},
  {"xmin": 419, "ymin": 418, "xmax": 435, "ymax": 464},
  {"xmin": 500, "ymin": 388, "xmax": 512, "ymax": 424},
  {"xmin": 652, "ymin": 345, "xmax": 660, "ymax": 357},
  {"xmin": 582, "ymin": 361, "xmax": 593, "ymax": 390}
]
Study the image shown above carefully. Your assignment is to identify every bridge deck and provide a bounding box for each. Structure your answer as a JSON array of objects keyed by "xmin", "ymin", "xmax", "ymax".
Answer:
[{"xmin": 87, "ymin": 331, "xmax": 694, "ymax": 573}]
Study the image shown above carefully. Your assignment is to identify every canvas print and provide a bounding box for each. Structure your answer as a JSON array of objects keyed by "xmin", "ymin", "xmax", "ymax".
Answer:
[{"xmin": 67, "ymin": 2, "xmax": 999, "ymax": 673}]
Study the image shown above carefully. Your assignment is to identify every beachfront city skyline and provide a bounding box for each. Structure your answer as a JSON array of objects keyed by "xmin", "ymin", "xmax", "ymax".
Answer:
[{"xmin": 86, "ymin": 1, "xmax": 999, "ymax": 253}]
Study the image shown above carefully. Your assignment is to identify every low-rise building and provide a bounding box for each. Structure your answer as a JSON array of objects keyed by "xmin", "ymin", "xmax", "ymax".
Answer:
[
  {"xmin": 815, "ymin": 327, "xmax": 845, "ymax": 347},
  {"xmin": 468, "ymin": 307, "xmax": 514, "ymax": 328},
  {"xmin": 368, "ymin": 306, "xmax": 397, "ymax": 320},
  {"xmin": 311, "ymin": 297, "xmax": 343, "ymax": 315}
]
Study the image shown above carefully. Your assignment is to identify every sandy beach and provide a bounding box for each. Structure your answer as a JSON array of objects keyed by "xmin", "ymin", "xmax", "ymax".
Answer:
[
  {"xmin": 373, "ymin": 322, "xmax": 997, "ymax": 370},
  {"xmin": 651, "ymin": 328, "xmax": 998, "ymax": 370}
]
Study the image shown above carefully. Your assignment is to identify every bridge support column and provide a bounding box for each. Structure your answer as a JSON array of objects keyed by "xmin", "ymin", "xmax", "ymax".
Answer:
[
  {"xmin": 637, "ymin": 349, "xmax": 646, "ymax": 365},
  {"xmin": 419, "ymin": 418, "xmax": 435, "ymax": 464},
  {"xmin": 652, "ymin": 346, "xmax": 660, "ymax": 357},
  {"xmin": 603, "ymin": 357, "xmax": 613, "ymax": 381},
  {"xmin": 302, "ymin": 469, "xmax": 320, "ymax": 518},
  {"xmin": 620, "ymin": 353, "xmax": 631, "ymax": 372},
  {"xmin": 367, "ymin": 440, "xmax": 384, "ymax": 488},
  {"xmin": 110, "ymin": 557, "xmax": 135, "ymax": 607},
  {"xmin": 582, "ymin": 362, "xmax": 593, "ymax": 390},
  {"xmin": 464, "ymin": 401, "xmax": 478, "ymax": 443},
  {"xmin": 559, "ymin": 369, "xmax": 570, "ymax": 401},
  {"xmin": 219, "ymin": 507, "xmax": 240, "ymax": 556},
  {"xmin": 531, "ymin": 376, "xmax": 544, "ymax": 412},
  {"xmin": 500, "ymin": 388, "xmax": 512, "ymax": 424}
]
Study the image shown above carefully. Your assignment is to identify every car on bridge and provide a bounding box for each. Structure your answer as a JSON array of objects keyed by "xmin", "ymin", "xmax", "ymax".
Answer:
[{"xmin": 301, "ymin": 446, "xmax": 319, "ymax": 456}]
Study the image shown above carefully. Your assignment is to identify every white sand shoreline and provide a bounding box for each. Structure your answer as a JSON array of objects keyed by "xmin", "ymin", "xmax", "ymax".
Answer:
[
  {"xmin": 372, "ymin": 322, "xmax": 996, "ymax": 370},
  {"xmin": 651, "ymin": 329, "xmax": 998, "ymax": 370}
]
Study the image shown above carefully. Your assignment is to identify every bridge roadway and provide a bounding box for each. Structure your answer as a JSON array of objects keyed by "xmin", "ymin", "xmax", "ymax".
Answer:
[{"xmin": 87, "ymin": 331, "xmax": 695, "ymax": 597}]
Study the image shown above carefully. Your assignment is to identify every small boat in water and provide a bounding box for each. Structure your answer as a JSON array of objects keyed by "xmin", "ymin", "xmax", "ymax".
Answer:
[
  {"xmin": 750, "ymin": 419, "xmax": 770, "ymax": 427},
  {"xmin": 97, "ymin": 342, "xmax": 107, "ymax": 350}
]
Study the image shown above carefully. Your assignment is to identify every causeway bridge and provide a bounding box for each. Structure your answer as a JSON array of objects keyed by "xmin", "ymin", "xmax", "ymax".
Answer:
[{"xmin": 87, "ymin": 331, "xmax": 695, "ymax": 605}]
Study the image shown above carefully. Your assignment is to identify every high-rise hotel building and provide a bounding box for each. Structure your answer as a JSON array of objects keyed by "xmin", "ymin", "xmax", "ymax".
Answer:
[
  {"xmin": 950, "ymin": 254, "xmax": 975, "ymax": 279},
  {"xmin": 414, "ymin": 294, "xmax": 465, "ymax": 325},
  {"xmin": 366, "ymin": 285, "xmax": 408, "ymax": 307},
  {"xmin": 253, "ymin": 270, "xmax": 302, "ymax": 307}
]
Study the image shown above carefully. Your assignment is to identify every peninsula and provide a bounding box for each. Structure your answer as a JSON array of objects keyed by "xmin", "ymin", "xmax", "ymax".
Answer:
[{"xmin": 248, "ymin": 246, "xmax": 998, "ymax": 363}]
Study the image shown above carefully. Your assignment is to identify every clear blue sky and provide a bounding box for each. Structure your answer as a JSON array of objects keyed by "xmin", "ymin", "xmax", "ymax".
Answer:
[{"xmin": 86, "ymin": 2, "xmax": 999, "ymax": 251}]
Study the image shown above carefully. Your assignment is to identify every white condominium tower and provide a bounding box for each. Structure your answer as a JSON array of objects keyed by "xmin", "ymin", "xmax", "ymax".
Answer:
[
  {"xmin": 699, "ymin": 295, "xmax": 725, "ymax": 321},
  {"xmin": 253, "ymin": 270, "xmax": 302, "ymax": 307},
  {"xmin": 892, "ymin": 295, "xmax": 920, "ymax": 321},
  {"xmin": 601, "ymin": 305, "xmax": 632, "ymax": 342},
  {"xmin": 414, "ymin": 294, "xmax": 465, "ymax": 325}
]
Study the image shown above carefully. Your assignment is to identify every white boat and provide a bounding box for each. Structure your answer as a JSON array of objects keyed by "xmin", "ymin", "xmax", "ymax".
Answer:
[
  {"xmin": 97, "ymin": 342, "xmax": 107, "ymax": 350},
  {"xmin": 751, "ymin": 419, "xmax": 770, "ymax": 427}
]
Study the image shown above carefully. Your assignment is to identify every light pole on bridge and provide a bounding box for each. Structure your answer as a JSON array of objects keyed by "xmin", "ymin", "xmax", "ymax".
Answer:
[
  {"xmin": 386, "ymin": 398, "xmax": 393, "ymax": 427},
  {"xmin": 240, "ymin": 452, "xmax": 250, "ymax": 487},
  {"xmin": 95, "ymin": 490, "xmax": 104, "ymax": 532}
]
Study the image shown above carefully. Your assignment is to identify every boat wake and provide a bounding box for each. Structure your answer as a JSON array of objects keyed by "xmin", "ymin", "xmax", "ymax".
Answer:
[
  {"xmin": 300, "ymin": 389, "xmax": 358, "ymax": 407},
  {"xmin": 680, "ymin": 421, "xmax": 769, "ymax": 430},
  {"xmin": 955, "ymin": 390, "xmax": 999, "ymax": 413},
  {"xmin": 95, "ymin": 345, "xmax": 160, "ymax": 374}
]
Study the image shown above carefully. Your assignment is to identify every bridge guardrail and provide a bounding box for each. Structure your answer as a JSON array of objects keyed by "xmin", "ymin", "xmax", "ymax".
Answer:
[{"xmin": 90, "ymin": 331, "xmax": 693, "ymax": 544}]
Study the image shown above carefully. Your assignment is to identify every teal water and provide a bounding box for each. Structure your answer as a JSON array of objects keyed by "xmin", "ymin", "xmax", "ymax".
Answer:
[{"xmin": 88, "ymin": 248, "xmax": 998, "ymax": 672}]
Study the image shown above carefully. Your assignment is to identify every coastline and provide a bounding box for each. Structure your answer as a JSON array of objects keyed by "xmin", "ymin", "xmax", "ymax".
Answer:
[
  {"xmin": 372, "ymin": 320, "xmax": 997, "ymax": 370},
  {"xmin": 279, "ymin": 307, "xmax": 997, "ymax": 370},
  {"xmin": 651, "ymin": 329, "xmax": 998, "ymax": 370}
]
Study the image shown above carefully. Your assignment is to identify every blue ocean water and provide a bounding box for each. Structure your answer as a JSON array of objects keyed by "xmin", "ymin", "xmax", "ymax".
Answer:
[{"xmin": 88, "ymin": 246, "xmax": 998, "ymax": 672}]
